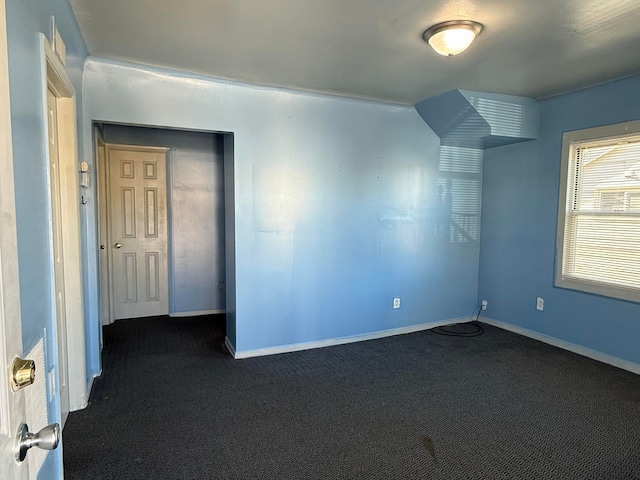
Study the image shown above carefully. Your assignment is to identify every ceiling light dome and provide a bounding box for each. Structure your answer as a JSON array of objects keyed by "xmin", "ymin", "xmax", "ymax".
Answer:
[{"xmin": 423, "ymin": 20, "xmax": 483, "ymax": 56}]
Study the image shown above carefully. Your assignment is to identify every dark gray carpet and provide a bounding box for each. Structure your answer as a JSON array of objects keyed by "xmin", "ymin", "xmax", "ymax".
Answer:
[{"xmin": 62, "ymin": 315, "xmax": 640, "ymax": 479}]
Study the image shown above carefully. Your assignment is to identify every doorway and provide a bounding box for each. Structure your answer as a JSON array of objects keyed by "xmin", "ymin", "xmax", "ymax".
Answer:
[
  {"xmin": 46, "ymin": 87, "xmax": 70, "ymax": 422},
  {"xmin": 96, "ymin": 124, "xmax": 227, "ymax": 324},
  {"xmin": 105, "ymin": 144, "xmax": 170, "ymax": 319},
  {"xmin": 43, "ymin": 36, "xmax": 87, "ymax": 420}
]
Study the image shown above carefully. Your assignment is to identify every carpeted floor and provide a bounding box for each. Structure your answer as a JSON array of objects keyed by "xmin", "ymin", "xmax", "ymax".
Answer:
[{"xmin": 62, "ymin": 315, "xmax": 640, "ymax": 479}]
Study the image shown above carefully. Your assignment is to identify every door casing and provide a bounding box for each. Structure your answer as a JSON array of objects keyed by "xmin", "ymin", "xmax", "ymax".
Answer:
[
  {"xmin": 42, "ymin": 34, "xmax": 88, "ymax": 414},
  {"xmin": 46, "ymin": 87, "xmax": 71, "ymax": 424}
]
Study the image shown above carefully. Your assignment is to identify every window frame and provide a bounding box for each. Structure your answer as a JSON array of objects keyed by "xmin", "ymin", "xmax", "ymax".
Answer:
[{"xmin": 555, "ymin": 119, "xmax": 640, "ymax": 304}]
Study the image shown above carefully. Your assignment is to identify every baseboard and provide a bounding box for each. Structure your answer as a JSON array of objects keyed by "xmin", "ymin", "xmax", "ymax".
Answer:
[
  {"xmin": 70, "ymin": 392, "xmax": 90, "ymax": 412},
  {"xmin": 481, "ymin": 316, "xmax": 640, "ymax": 375},
  {"xmin": 170, "ymin": 309, "xmax": 225, "ymax": 317},
  {"xmin": 70, "ymin": 373, "xmax": 99, "ymax": 412},
  {"xmin": 231, "ymin": 316, "xmax": 472, "ymax": 359},
  {"xmin": 225, "ymin": 336, "xmax": 237, "ymax": 358}
]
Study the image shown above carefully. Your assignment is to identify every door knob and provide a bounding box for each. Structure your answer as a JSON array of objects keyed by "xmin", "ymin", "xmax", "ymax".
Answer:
[
  {"xmin": 11, "ymin": 357, "xmax": 35, "ymax": 391},
  {"xmin": 15, "ymin": 423, "xmax": 60, "ymax": 462},
  {"xmin": 114, "ymin": 242, "xmax": 122, "ymax": 249}
]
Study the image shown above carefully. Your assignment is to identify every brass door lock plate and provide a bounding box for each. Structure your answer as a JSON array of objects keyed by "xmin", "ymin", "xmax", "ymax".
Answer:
[{"xmin": 11, "ymin": 357, "xmax": 35, "ymax": 391}]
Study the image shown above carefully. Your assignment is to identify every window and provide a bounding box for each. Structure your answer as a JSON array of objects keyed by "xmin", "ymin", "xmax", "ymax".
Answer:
[{"xmin": 556, "ymin": 120, "xmax": 640, "ymax": 303}]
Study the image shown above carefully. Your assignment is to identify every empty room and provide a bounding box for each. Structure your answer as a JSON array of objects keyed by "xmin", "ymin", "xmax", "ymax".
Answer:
[{"xmin": 0, "ymin": 0, "xmax": 639, "ymax": 479}]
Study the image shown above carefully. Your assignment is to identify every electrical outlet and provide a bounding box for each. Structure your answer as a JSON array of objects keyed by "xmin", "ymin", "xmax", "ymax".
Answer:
[
  {"xmin": 393, "ymin": 297, "xmax": 400, "ymax": 309},
  {"xmin": 536, "ymin": 297, "xmax": 544, "ymax": 311},
  {"xmin": 481, "ymin": 300, "xmax": 488, "ymax": 310}
]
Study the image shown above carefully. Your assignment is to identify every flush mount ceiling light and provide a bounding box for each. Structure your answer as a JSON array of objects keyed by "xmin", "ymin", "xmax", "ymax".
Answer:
[{"xmin": 423, "ymin": 20, "xmax": 483, "ymax": 56}]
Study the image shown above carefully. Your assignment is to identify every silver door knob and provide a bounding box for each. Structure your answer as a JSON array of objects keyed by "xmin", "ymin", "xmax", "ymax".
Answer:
[
  {"xmin": 114, "ymin": 242, "xmax": 122, "ymax": 249},
  {"xmin": 15, "ymin": 423, "xmax": 60, "ymax": 462}
]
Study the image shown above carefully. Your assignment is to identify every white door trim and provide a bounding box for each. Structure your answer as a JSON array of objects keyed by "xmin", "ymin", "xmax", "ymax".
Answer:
[
  {"xmin": 96, "ymin": 128, "xmax": 111, "ymax": 326},
  {"xmin": 41, "ymin": 35, "xmax": 88, "ymax": 412},
  {"xmin": 104, "ymin": 143, "xmax": 171, "ymax": 155},
  {"xmin": 46, "ymin": 86, "xmax": 71, "ymax": 423}
]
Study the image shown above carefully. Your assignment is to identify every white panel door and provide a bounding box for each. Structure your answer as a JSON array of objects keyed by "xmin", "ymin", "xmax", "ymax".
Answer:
[
  {"xmin": 46, "ymin": 88, "xmax": 70, "ymax": 424},
  {"xmin": 108, "ymin": 146, "xmax": 169, "ymax": 319},
  {"xmin": 0, "ymin": 0, "xmax": 30, "ymax": 474}
]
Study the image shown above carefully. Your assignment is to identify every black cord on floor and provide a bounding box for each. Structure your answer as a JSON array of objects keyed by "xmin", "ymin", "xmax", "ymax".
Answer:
[{"xmin": 430, "ymin": 305, "xmax": 485, "ymax": 337}]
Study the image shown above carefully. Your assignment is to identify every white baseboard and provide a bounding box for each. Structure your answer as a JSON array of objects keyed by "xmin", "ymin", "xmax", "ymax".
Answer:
[
  {"xmin": 481, "ymin": 316, "xmax": 640, "ymax": 375},
  {"xmin": 70, "ymin": 392, "xmax": 89, "ymax": 412},
  {"xmin": 70, "ymin": 373, "xmax": 100, "ymax": 412},
  {"xmin": 230, "ymin": 316, "xmax": 471, "ymax": 359},
  {"xmin": 170, "ymin": 309, "xmax": 225, "ymax": 317}
]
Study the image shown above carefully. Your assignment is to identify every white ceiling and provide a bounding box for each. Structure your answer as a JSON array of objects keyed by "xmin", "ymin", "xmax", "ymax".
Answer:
[{"xmin": 69, "ymin": 0, "xmax": 640, "ymax": 105}]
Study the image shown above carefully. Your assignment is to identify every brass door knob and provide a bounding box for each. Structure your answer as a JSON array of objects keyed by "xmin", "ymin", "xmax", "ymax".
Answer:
[
  {"xmin": 114, "ymin": 242, "xmax": 122, "ymax": 249},
  {"xmin": 11, "ymin": 357, "xmax": 35, "ymax": 391}
]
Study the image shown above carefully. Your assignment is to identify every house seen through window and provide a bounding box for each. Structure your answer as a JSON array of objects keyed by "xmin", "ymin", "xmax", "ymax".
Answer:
[{"xmin": 556, "ymin": 120, "xmax": 640, "ymax": 303}]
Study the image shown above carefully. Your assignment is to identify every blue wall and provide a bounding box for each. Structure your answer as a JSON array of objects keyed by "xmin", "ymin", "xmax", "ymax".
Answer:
[
  {"xmin": 5, "ymin": 0, "xmax": 87, "ymax": 477},
  {"xmin": 223, "ymin": 134, "xmax": 237, "ymax": 346},
  {"xmin": 479, "ymin": 74, "xmax": 640, "ymax": 366},
  {"xmin": 101, "ymin": 124, "xmax": 226, "ymax": 315},
  {"xmin": 81, "ymin": 57, "xmax": 482, "ymax": 356}
]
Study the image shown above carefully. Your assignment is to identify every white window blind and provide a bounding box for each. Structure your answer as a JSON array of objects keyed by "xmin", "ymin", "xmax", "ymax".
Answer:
[{"xmin": 557, "ymin": 121, "xmax": 640, "ymax": 303}]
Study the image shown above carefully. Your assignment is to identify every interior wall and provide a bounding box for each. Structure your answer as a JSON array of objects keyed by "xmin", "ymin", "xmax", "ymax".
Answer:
[
  {"xmin": 479, "ymin": 74, "xmax": 640, "ymax": 366},
  {"xmin": 101, "ymin": 124, "xmax": 226, "ymax": 316},
  {"xmin": 5, "ymin": 0, "xmax": 87, "ymax": 477},
  {"xmin": 81, "ymin": 56, "xmax": 482, "ymax": 357},
  {"xmin": 223, "ymin": 134, "xmax": 237, "ymax": 346}
]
